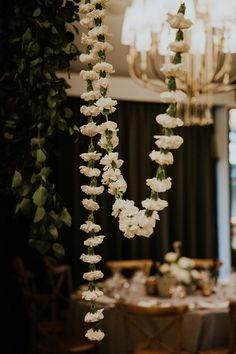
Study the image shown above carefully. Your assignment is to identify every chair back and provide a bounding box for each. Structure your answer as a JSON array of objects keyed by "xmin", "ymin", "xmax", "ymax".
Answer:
[
  {"xmin": 106, "ymin": 259, "xmax": 153, "ymax": 276},
  {"xmin": 117, "ymin": 302, "xmax": 188, "ymax": 354}
]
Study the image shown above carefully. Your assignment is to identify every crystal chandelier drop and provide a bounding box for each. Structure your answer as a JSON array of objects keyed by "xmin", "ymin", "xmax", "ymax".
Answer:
[{"xmin": 121, "ymin": 0, "xmax": 236, "ymax": 125}]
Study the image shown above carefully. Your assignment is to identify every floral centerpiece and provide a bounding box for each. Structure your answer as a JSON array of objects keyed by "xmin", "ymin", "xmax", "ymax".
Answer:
[{"xmin": 157, "ymin": 242, "xmax": 201, "ymax": 296}]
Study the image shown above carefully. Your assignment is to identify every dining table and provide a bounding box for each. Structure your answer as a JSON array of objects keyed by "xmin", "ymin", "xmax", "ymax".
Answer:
[{"xmin": 66, "ymin": 275, "xmax": 235, "ymax": 354}]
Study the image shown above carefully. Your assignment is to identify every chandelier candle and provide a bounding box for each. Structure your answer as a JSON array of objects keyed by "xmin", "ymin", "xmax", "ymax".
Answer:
[{"xmin": 79, "ymin": 0, "xmax": 191, "ymax": 341}]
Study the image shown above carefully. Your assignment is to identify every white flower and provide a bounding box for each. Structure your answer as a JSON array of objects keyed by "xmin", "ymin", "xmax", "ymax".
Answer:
[
  {"xmin": 167, "ymin": 13, "xmax": 192, "ymax": 29},
  {"xmin": 112, "ymin": 199, "xmax": 134, "ymax": 217},
  {"xmin": 91, "ymin": 41, "xmax": 113, "ymax": 54},
  {"xmin": 80, "ymin": 70, "xmax": 99, "ymax": 81},
  {"xmin": 169, "ymin": 40, "xmax": 190, "ymax": 53},
  {"xmin": 81, "ymin": 90, "xmax": 101, "ymax": 102},
  {"xmin": 79, "ymin": 166, "xmax": 101, "ymax": 178},
  {"xmin": 98, "ymin": 133, "xmax": 119, "ymax": 149},
  {"xmin": 85, "ymin": 309, "xmax": 104, "ymax": 323},
  {"xmin": 108, "ymin": 178, "xmax": 127, "ymax": 195},
  {"xmin": 160, "ymin": 63, "xmax": 186, "ymax": 78},
  {"xmin": 142, "ymin": 198, "xmax": 168, "ymax": 211},
  {"xmin": 80, "ymin": 220, "xmax": 101, "ymax": 233},
  {"xmin": 154, "ymin": 135, "xmax": 183, "ymax": 150},
  {"xmin": 80, "ymin": 152, "xmax": 102, "ymax": 162},
  {"xmin": 83, "ymin": 270, "xmax": 104, "ymax": 281},
  {"xmin": 159, "ymin": 263, "xmax": 170, "ymax": 273},
  {"xmin": 93, "ymin": 62, "xmax": 114, "ymax": 74},
  {"xmin": 156, "ymin": 114, "xmax": 184, "ymax": 128},
  {"xmin": 80, "ymin": 105, "xmax": 100, "ymax": 117},
  {"xmin": 146, "ymin": 177, "xmax": 172, "ymax": 193},
  {"xmin": 82, "ymin": 199, "xmax": 100, "ymax": 211},
  {"xmin": 164, "ymin": 252, "xmax": 178, "ymax": 262},
  {"xmin": 84, "ymin": 235, "xmax": 105, "ymax": 247},
  {"xmin": 171, "ymin": 265, "xmax": 191, "ymax": 284},
  {"xmin": 79, "ymin": 53, "xmax": 98, "ymax": 64},
  {"xmin": 79, "ymin": 17, "xmax": 94, "ymax": 29},
  {"xmin": 178, "ymin": 257, "xmax": 195, "ymax": 269},
  {"xmin": 119, "ymin": 203, "xmax": 139, "ymax": 218},
  {"xmin": 149, "ymin": 150, "xmax": 174, "ymax": 165},
  {"xmin": 80, "ymin": 254, "xmax": 102, "ymax": 264},
  {"xmin": 91, "ymin": 0, "xmax": 109, "ymax": 6},
  {"xmin": 79, "ymin": 3, "xmax": 93, "ymax": 14},
  {"xmin": 88, "ymin": 25, "xmax": 110, "ymax": 38},
  {"xmin": 95, "ymin": 97, "xmax": 117, "ymax": 113},
  {"xmin": 82, "ymin": 288, "xmax": 104, "ymax": 301},
  {"xmin": 85, "ymin": 328, "xmax": 105, "ymax": 341},
  {"xmin": 86, "ymin": 9, "xmax": 106, "ymax": 20},
  {"xmin": 160, "ymin": 90, "xmax": 186, "ymax": 104},
  {"xmin": 190, "ymin": 269, "xmax": 201, "ymax": 280},
  {"xmin": 99, "ymin": 121, "xmax": 118, "ymax": 133},
  {"xmin": 94, "ymin": 78, "xmax": 112, "ymax": 91},
  {"xmin": 100, "ymin": 152, "xmax": 123, "ymax": 170},
  {"xmin": 80, "ymin": 122, "xmax": 100, "ymax": 137},
  {"xmin": 81, "ymin": 185, "xmax": 104, "ymax": 195},
  {"xmin": 81, "ymin": 33, "xmax": 96, "ymax": 46},
  {"xmin": 101, "ymin": 168, "xmax": 121, "ymax": 184}
]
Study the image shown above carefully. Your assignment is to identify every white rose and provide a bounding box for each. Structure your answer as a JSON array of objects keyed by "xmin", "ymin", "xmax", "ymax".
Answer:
[
  {"xmin": 85, "ymin": 328, "xmax": 105, "ymax": 341},
  {"xmin": 156, "ymin": 114, "xmax": 184, "ymax": 128}
]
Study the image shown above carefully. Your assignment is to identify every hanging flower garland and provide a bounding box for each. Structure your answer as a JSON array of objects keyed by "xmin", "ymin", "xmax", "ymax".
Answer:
[{"xmin": 79, "ymin": 0, "xmax": 192, "ymax": 341}]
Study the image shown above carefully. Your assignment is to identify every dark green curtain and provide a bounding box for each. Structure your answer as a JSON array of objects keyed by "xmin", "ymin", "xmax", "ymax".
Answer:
[{"xmin": 55, "ymin": 97, "xmax": 217, "ymax": 286}]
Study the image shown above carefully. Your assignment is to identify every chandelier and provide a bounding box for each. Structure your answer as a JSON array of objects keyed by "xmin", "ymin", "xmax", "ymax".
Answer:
[{"xmin": 121, "ymin": 0, "xmax": 236, "ymax": 125}]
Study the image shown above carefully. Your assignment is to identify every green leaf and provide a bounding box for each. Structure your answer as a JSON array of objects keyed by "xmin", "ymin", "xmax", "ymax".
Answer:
[
  {"xmin": 32, "ymin": 7, "xmax": 41, "ymax": 17},
  {"xmin": 30, "ymin": 57, "xmax": 43, "ymax": 67},
  {"xmin": 61, "ymin": 208, "xmax": 72, "ymax": 227},
  {"xmin": 40, "ymin": 167, "xmax": 51, "ymax": 177},
  {"xmin": 22, "ymin": 28, "xmax": 32, "ymax": 43},
  {"xmin": 36, "ymin": 149, "xmax": 46, "ymax": 163},
  {"xmin": 52, "ymin": 243, "xmax": 65, "ymax": 258},
  {"xmin": 35, "ymin": 240, "xmax": 50, "ymax": 254},
  {"xmin": 32, "ymin": 185, "xmax": 48, "ymax": 206},
  {"xmin": 19, "ymin": 198, "xmax": 32, "ymax": 216},
  {"xmin": 12, "ymin": 170, "xmax": 22, "ymax": 188},
  {"xmin": 31, "ymin": 174, "xmax": 38, "ymax": 184},
  {"xmin": 49, "ymin": 89, "xmax": 57, "ymax": 96},
  {"xmin": 33, "ymin": 206, "xmax": 45, "ymax": 222},
  {"xmin": 51, "ymin": 26, "xmax": 58, "ymax": 34},
  {"xmin": 47, "ymin": 96, "xmax": 57, "ymax": 109},
  {"xmin": 64, "ymin": 107, "xmax": 73, "ymax": 118},
  {"xmin": 19, "ymin": 183, "xmax": 31, "ymax": 197},
  {"xmin": 49, "ymin": 225, "xmax": 59, "ymax": 239}
]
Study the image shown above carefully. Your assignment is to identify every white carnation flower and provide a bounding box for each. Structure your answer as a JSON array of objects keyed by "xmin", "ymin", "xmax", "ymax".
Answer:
[
  {"xmin": 149, "ymin": 150, "xmax": 174, "ymax": 165},
  {"xmin": 98, "ymin": 133, "xmax": 119, "ymax": 149},
  {"xmin": 79, "ymin": 17, "xmax": 94, "ymax": 29},
  {"xmin": 146, "ymin": 177, "xmax": 172, "ymax": 193},
  {"xmin": 83, "ymin": 270, "xmax": 104, "ymax": 281},
  {"xmin": 165, "ymin": 252, "xmax": 178, "ymax": 262},
  {"xmin": 112, "ymin": 199, "xmax": 134, "ymax": 217},
  {"xmin": 160, "ymin": 90, "xmax": 186, "ymax": 104},
  {"xmin": 159, "ymin": 263, "xmax": 170, "ymax": 273},
  {"xmin": 91, "ymin": 0, "xmax": 109, "ymax": 6},
  {"xmin": 81, "ymin": 90, "xmax": 101, "ymax": 102},
  {"xmin": 108, "ymin": 178, "xmax": 127, "ymax": 195},
  {"xmin": 80, "ymin": 152, "xmax": 102, "ymax": 162},
  {"xmin": 167, "ymin": 13, "xmax": 192, "ymax": 29},
  {"xmin": 79, "ymin": 53, "xmax": 97, "ymax": 64},
  {"xmin": 80, "ymin": 122, "xmax": 100, "ymax": 137},
  {"xmin": 156, "ymin": 114, "xmax": 184, "ymax": 128},
  {"xmin": 94, "ymin": 78, "xmax": 112, "ymax": 91},
  {"xmin": 84, "ymin": 235, "xmax": 105, "ymax": 247},
  {"xmin": 82, "ymin": 198, "xmax": 100, "ymax": 211},
  {"xmin": 190, "ymin": 269, "xmax": 201, "ymax": 280},
  {"xmin": 160, "ymin": 63, "xmax": 186, "ymax": 78},
  {"xmin": 80, "ymin": 253, "xmax": 102, "ymax": 264},
  {"xmin": 79, "ymin": 3, "xmax": 93, "ymax": 14},
  {"xmin": 80, "ymin": 220, "xmax": 101, "ymax": 233},
  {"xmin": 80, "ymin": 105, "xmax": 100, "ymax": 117},
  {"xmin": 91, "ymin": 41, "xmax": 113, "ymax": 54},
  {"xmin": 154, "ymin": 135, "xmax": 183, "ymax": 150},
  {"xmin": 173, "ymin": 267, "xmax": 191, "ymax": 284},
  {"xmin": 93, "ymin": 62, "xmax": 114, "ymax": 74},
  {"xmin": 99, "ymin": 120, "xmax": 118, "ymax": 133},
  {"xmin": 84, "ymin": 309, "xmax": 104, "ymax": 323},
  {"xmin": 81, "ymin": 33, "xmax": 96, "ymax": 46},
  {"xmin": 95, "ymin": 97, "xmax": 117, "ymax": 113},
  {"xmin": 81, "ymin": 185, "xmax": 104, "ymax": 195},
  {"xmin": 142, "ymin": 198, "xmax": 168, "ymax": 211},
  {"xmin": 88, "ymin": 25, "xmax": 110, "ymax": 38},
  {"xmin": 86, "ymin": 9, "xmax": 106, "ymax": 20},
  {"xmin": 79, "ymin": 166, "xmax": 101, "ymax": 178},
  {"xmin": 80, "ymin": 70, "xmax": 99, "ymax": 81},
  {"xmin": 101, "ymin": 168, "xmax": 121, "ymax": 184},
  {"xmin": 82, "ymin": 288, "xmax": 104, "ymax": 301},
  {"xmin": 85, "ymin": 328, "xmax": 105, "ymax": 341},
  {"xmin": 169, "ymin": 40, "xmax": 190, "ymax": 53},
  {"xmin": 178, "ymin": 257, "xmax": 195, "ymax": 269},
  {"xmin": 100, "ymin": 152, "xmax": 123, "ymax": 170}
]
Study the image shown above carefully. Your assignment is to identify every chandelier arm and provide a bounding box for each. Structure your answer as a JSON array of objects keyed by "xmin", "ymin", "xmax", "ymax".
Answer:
[{"xmin": 213, "ymin": 53, "xmax": 231, "ymax": 82}]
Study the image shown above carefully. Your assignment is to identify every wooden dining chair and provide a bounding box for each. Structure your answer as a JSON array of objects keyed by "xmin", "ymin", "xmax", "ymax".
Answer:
[
  {"xmin": 106, "ymin": 259, "xmax": 154, "ymax": 277},
  {"xmin": 117, "ymin": 302, "xmax": 189, "ymax": 354},
  {"xmin": 191, "ymin": 259, "xmax": 222, "ymax": 272},
  {"xmin": 199, "ymin": 300, "xmax": 236, "ymax": 354}
]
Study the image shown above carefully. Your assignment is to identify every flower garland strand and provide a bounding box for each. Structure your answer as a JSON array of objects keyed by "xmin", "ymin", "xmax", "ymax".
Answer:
[{"xmin": 79, "ymin": 0, "xmax": 192, "ymax": 341}]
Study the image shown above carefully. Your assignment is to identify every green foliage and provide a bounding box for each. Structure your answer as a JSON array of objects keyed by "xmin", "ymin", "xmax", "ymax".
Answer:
[{"xmin": 0, "ymin": 0, "xmax": 80, "ymax": 260}]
